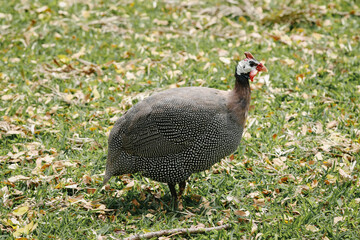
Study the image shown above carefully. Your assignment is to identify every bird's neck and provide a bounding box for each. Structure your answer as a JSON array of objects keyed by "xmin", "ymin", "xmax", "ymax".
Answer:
[
  {"xmin": 227, "ymin": 73, "xmax": 251, "ymax": 126},
  {"xmin": 234, "ymin": 73, "xmax": 251, "ymax": 97}
]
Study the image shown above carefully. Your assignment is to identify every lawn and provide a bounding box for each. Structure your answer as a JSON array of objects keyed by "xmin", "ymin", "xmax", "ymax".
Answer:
[{"xmin": 1, "ymin": 0, "xmax": 359, "ymax": 239}]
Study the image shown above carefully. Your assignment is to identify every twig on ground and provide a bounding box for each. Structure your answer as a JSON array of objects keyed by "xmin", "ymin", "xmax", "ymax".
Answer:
[{"xmin": 123, "ymin": 224, "xmax": 231, "ymax": 240}]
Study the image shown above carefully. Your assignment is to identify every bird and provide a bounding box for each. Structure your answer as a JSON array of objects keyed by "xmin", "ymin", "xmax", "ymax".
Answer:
[{"xmin": 103, "ymin": 52, "xmax": 267, "ymax": 207}]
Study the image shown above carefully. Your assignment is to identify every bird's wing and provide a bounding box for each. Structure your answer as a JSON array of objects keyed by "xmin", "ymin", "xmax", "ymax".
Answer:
[{"xmin": 120, "ymin": 89, "xmax": 227, "ymax": 158}]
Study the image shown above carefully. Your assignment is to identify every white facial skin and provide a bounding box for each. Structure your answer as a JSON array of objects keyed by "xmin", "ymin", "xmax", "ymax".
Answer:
[{"xmin": 236, "ymin": 59, "xmax": 260, "ymax": 75}]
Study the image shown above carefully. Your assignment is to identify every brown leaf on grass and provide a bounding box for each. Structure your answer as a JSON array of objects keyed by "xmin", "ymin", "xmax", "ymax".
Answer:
[
  {"xmin": 305, "ymin": 224, "xmax": 319, "ymax": 232},
  {"xmin": 0, "ymin": 186, "xmax": 9, "ymax": 197},
  {"xmin": 112, "ymin": 180, "xmax": 136, "ymax": 197},
  {"xmin": 68, "ymin": 195, "xmax": 86, "ymax": 204},
  {"xmin": 280, "ymin": 177, "xmax": 288, "ymax": 183},
  {"xmin": 86, "ymin": 188, "xmax": 96, "ymax": 194},
  {"xmin": 145, "ymin": 213, "xmax": 154, "ymax": 219},
  {"xmin": 4, "ymin": 130, "xmax": 26, "ymax": 137},
  {"xmin": 325, "ymin": 174, "xmax": 337, "ymax": 184},
  {"xmin": 8, "ymin": 175, "xmax": 31, "ymax": 183},
  {"xmin": 65, "ymin": 184, "xmax": 79, "ymax": 190},
  {"xmin": 1, "ymin": 186, "xmax": 12, "ymax": 207},
  {"xmin": 219, "ymin": 57, "xmax": 231, "ymax": 65},
  {"xmin": 71, "ymin": 46, "xmax": 86, "ymax": 59},
  {"xmin": 198, "ymin": 5, "xmax": 244, "ymax": 19},
  {"xmin": 13, "ymin": 221, "xmax": 38, "ymax": 238},
  {"xmin": 7, "ymin": 151, "xmax": 25, "ymax": 162},
  {"xmin": 153, "ymin": 19, "xmax": 169, "ymax": 26},
  {"xmin": 322, "ymin": 159, "xmax": 334, "ymax": 168},
  {"xmin": 82, "ymin": 175, "xmax": 92, "ymax": 185},
  {"xmin": 253, "ymin": 198, "xmax": 266, "ymax": 207},
  {"xmin": 315, "ymin": 122, "xmax": 323, "ymax": 134},
  {"xmin": 311, "ymin": 179, "xmax": 319, "ymax": 188},
  {"xmin": 38, "ymin": 57, "xmax": 103, "ymax": 82},
  {"xmin": 319, "ymin": 143, "xmax": 332, "ymax": 152},
  {"xmin": 326, "ymin": 120, "xmax": 338, "ymax": 129},
  {"xmin": 12, "ymin": 206, "xmax": 29, "ymax": 216},
  {"xmin": 317, "ymin": 131, "xmax": 360, "ymax": 155},
  {"xmin": 131, "ymin": 199, "xmax": 140, "ymax": 207},
  {"xmin": 1, "ymin": 94, "xmax": 14, "ymax": 101},
  {"xmin": 272, "ymin": 157, "xmax": 286, "ymax": 167},
  {"xmin": 87, "ymin": 16, "xmax": 126, "ymax": 26},
  {"xmin": 52, "ymin": 160, "xmax": 77, "ymax": 171},
  {"xmin": 234, "ymin": 210, "xmax": 250, "ymax": 217},
  {"xmin": 301, "ymin": 125, "xmax": 308, "ymax": 135},
  {"xmin": 31, "ymin": 157, "xmax": 43, "ymax": 174},
  {"xmin": 342, "ymin": 154, "xmax": 354, "ymax": 162},
  {"xmin": 251, "ymin": 221, "xmax": 258, "ymax": 234},
  {"xmin": 334, "ymin": 216, "xmax": 344, "ymax": 225},
  {"xmin": 314, "ymin": 152, "xmax": 323, "ymax": 161},
  {"xmin": 338, "ymin": 168, "xmax": 352, "ymax": 180},
  {"xmin": 36, "ymin": 6, "xmax": 50, "ymax": 13},
  {"xmin": 123, "ymin": 180, "xmax": 135, "ymax": 190},
  {"xmin": 262, "ymin": 190, "xmax": 272, "ymax": 195},
  {"xmin": 247, "ymin": 191, "xmax": 260, "ymax": 198}
]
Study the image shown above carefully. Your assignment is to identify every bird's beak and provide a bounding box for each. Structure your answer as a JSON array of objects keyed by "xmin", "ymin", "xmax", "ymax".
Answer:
[{"xmin": 256, "ymin": 63, "xmax": 268, "ymax": 72}]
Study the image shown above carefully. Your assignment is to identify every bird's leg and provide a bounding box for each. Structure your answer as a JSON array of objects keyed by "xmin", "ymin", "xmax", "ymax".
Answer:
[
  {"xmin": 177, "ymin": 181, "xmax": 186, "ymax": 210},
  {"xmin": 168, "ymin": 183, "xmax": 177, "ymax": 208},
  {"xmin": 168, "ymin": 183, "xmax": 177, "ymax": 199},
  {"xmin": 178, "ymin": 181, "xmax": 186, "ymax": 198}
]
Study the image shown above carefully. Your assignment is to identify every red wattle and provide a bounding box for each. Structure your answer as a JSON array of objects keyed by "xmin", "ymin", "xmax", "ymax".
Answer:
[{"xmin": 249, "ymin": 70, "xmax": 258, "ymax": 81}]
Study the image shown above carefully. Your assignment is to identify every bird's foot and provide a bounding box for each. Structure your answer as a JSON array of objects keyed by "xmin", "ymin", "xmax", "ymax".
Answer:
[{"xmin": 177, "ymin": 197, "xmax": 184, "ymax": 210}]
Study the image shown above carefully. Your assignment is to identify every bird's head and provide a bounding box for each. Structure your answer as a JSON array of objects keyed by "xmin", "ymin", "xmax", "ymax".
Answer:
[{"xmin": 235, "ymin": 52, "xmax": 267, "ymax": 81}]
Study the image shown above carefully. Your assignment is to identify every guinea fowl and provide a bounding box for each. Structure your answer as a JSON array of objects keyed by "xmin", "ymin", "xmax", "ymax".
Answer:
[{"xmin": 104, "ymin": 52, "xmax": 267, "ymax": 206}]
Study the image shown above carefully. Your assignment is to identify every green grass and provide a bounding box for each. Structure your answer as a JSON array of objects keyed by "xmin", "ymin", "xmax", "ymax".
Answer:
[{"xmin": 1, "ymin": 0, "xmax": 359, "ymax": 239}]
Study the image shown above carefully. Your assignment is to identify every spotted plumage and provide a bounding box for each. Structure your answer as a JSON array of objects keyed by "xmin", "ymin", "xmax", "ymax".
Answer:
[{"xmin": 103, "ymin": 52, "xmax": 267, "ymax": 205}]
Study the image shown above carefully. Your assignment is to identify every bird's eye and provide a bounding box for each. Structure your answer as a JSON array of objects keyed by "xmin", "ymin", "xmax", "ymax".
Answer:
[{"xmin": 249, "ymin": 61, "xmax": 256, "ymax": 67}]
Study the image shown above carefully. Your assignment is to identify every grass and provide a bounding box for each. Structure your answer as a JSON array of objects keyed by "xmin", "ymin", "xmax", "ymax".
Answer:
[{"xmin": 1, "ymin": 0, "xmax": 360, "ymax": 239}]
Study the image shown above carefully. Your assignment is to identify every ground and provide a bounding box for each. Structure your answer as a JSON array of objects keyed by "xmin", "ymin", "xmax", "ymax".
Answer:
[{"xmin": 0, "ymin": 0, "xmax": 360, "ymax": 239}]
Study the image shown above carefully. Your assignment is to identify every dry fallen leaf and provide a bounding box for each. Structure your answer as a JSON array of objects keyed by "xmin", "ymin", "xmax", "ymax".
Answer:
[
  {"xmin": 86, "ymin": 188, "xmax": 96, "ymax": 194},
  {"xmin": 234, "ymin": 210, "xmax": 250, "ymax": 217},
  {"xmin": 253, "ymin": 198, "xmax": 266, "ymax": 207},
  {"xmin": 311, "ymin": 179, "xmax": 319, "ymax": 188},
  {"xmin": 272, "ymin": 157, "xmax": 286, "ymax": 167},
  {"xmin": 338, "ymin": 168, "xmax": 351, "ymax": 179},
  {"xmin": 123, "ymin": 180, "xmax": 135, "ymax": 190},
  {"xmin": 194, "ymin": 223, "xmax": 206, "ymax": 228},
  {"xmin": 219, "ymin": 57, "xmax": 231, "ymax": 65},
  {"xmin": 326, "ymin": 120, "xmax": 338, "ymax": 129},
  {"xmin": 280, "ymin": 177, "xmax": 288, "ymax": 183},
  {"xmin": 315, "ymin": 152, "xmax": 323, "ymax": 161},
  {"xmin": 334, "ymin": 216, "xmax": 344, "ymax": 225},
  {"xmin": 13, "ymin": 221, "xmax": 38, "ymax": 237},
  {"xmin": 306, "ymin": 224, "xmax": 319, "ymax": 232},
  {"xmin": 12, "ymin": 206, "xmax": 29, "ymax": 216},
  {"xmin": 5, "ymin": 130, "xmax": 26, "ymax": 137},
  {"xmin": 8, "ymin": 175, "xmax": 31, "ymax": 183},
  {"xmin": 315, "ymin": 122, "xmax": 323, "ymax": 134},
  {"xmin": 251, "ymin": 221, "xmax": 258, "ymax": 234},
  {"xmin": 82, "ymin": 175, "xmax": 92, "ymax": 185},
  {"xmin": 1, "ymin": 94, "xmax": 14, "ymax": 101}
]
